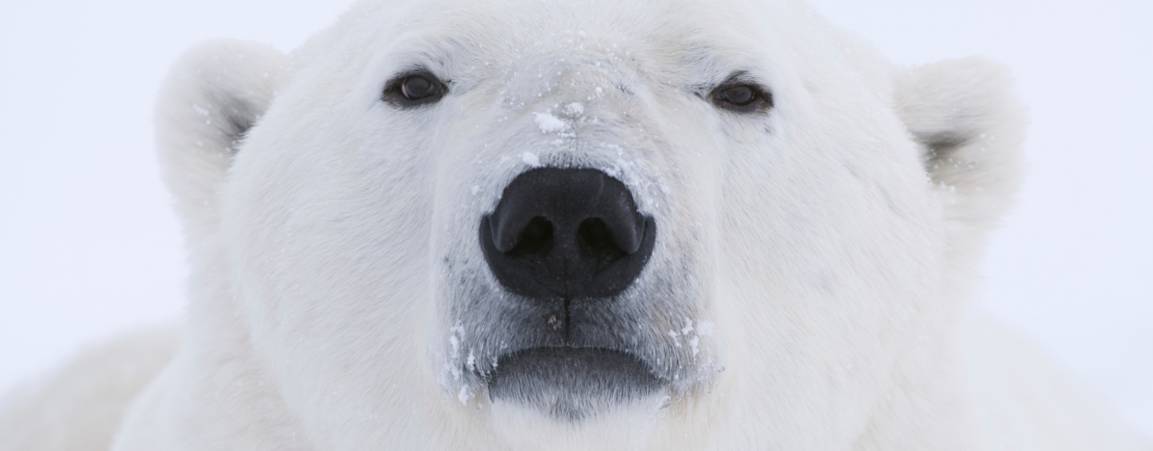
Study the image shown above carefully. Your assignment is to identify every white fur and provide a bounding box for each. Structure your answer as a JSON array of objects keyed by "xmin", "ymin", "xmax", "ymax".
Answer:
[
  {"xmin": 2, "ymin": 0, "xmax": 1149, "ymax": 450},
  {"xmin": 0, "ymin": 329, "xmax": 176, "ymax": 451}
]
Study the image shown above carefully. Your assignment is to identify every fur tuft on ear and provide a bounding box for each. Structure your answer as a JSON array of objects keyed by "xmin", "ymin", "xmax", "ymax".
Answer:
[
  {"xmin": 895, "ymin": 58, "xmax": 1027, "ymax": 237},
  {"xmin": 155, "ymin": 40, "xmax": 288, "ymax": 239}
]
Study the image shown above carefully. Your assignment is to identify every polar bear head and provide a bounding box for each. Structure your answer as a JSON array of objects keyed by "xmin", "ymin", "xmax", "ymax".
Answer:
[{"xmin": 157, "ymin": 0, "xmax": 1023, "ymax": 448}]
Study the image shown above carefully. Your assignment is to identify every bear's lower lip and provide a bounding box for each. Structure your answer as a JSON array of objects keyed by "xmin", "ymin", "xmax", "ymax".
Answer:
[{"xmin": 486, "ymin": 347, "xmax": 665, "ymax": 421}]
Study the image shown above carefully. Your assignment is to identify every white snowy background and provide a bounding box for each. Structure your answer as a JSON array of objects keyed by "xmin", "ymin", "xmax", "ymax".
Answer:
[{"xmin": 1, "ymin": 0, "xmax": 1150, "ymax": 436}]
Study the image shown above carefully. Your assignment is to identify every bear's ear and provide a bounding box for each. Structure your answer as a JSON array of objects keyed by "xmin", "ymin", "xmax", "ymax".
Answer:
[
  {"xmin": 155, "ymin": 40, "xmax": 288, "ymax": 237},
  {"xmin": 895, "ymin": 58, "xmax": 1027, "ymax": 238}
]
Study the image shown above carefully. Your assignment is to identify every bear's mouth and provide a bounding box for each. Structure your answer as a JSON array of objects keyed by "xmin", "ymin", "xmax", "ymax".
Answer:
[{"xmin": 485, "ymin": 347, "xmax": 666, "ymax": 421}]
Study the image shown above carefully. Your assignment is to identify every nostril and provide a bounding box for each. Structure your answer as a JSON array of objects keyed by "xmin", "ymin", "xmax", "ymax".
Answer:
[
  {"xmin": 578, "ymin": 218, "xmax": 627, "ymax": 265},
  {"xmin": 480, "ymin": 168, "xmax": 656, "ymax": 299},
  {"xmin": 507, "ymin": 216, "xmax": 554, "ymax": 258}
]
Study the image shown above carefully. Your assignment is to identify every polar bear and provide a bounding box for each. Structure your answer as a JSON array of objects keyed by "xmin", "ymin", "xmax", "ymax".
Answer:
[{"xmin": 1, "ymin": 0, "xmax": 1149, "ymax": 450}]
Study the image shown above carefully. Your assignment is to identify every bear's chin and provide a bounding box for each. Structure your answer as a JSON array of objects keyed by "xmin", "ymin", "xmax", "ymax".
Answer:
[{"xmin": 486, "ymin": 347, "xmax": 667, "ymax": 421}]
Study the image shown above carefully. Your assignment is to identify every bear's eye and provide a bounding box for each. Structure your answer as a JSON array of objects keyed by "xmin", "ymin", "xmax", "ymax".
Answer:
[
  {"xmin": 710, "ymin": 82, "xmax": 772, "ymax": 114},
  {"xmin": 383, "ymin": 70, "xmax": 448, "ymax": 108}
]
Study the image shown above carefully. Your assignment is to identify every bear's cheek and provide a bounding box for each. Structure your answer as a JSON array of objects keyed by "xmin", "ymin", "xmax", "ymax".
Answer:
[{"xmin": 220, "ymin": 121, "xmax": 438, "ymax": 359}]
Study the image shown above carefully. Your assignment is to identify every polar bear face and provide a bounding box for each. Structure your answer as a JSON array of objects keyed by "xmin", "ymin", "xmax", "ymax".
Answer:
[{"xmin": 159, "ymin": 0, "xmax": 1022, "ymax": 448}]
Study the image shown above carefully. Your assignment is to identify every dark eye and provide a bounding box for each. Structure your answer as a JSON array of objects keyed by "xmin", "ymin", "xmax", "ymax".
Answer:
[
  {"xmin": 710, "ymin": 82, "xmax": 772, "ymax": 114},
  {"xmin": 383, "ymin": 70, "xmax": 448, "ymax": 107}
]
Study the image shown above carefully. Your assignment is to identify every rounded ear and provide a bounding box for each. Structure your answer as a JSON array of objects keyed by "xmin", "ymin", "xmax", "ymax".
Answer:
[
  {"xmin": 895, "ymin": 57, "xmax": 1027, "ymax": 242},
  {"xmin": 155, "ymin": 39, "xmax": 288, "ymax": 239}
]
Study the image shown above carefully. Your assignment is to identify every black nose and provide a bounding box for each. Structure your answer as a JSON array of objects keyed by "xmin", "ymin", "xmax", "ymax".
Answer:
[{"xmin": 480, "ymin": 168, "xmax": 657, "ymax": 299}]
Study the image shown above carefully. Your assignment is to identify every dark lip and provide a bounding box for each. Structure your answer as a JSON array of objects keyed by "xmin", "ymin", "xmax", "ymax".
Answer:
[
  {"xmin": 490, "ymin": 346, "xmax": 661, "ymax": 375},
  {"xmin": 485, "ymin": 347, "xmax": 667, "ymax": 421}
]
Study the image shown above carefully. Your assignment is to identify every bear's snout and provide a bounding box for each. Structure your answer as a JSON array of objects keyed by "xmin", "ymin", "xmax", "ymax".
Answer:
[{"xmin": 479, "ymin": 168, "xmax": 656, "ymax": 300}]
